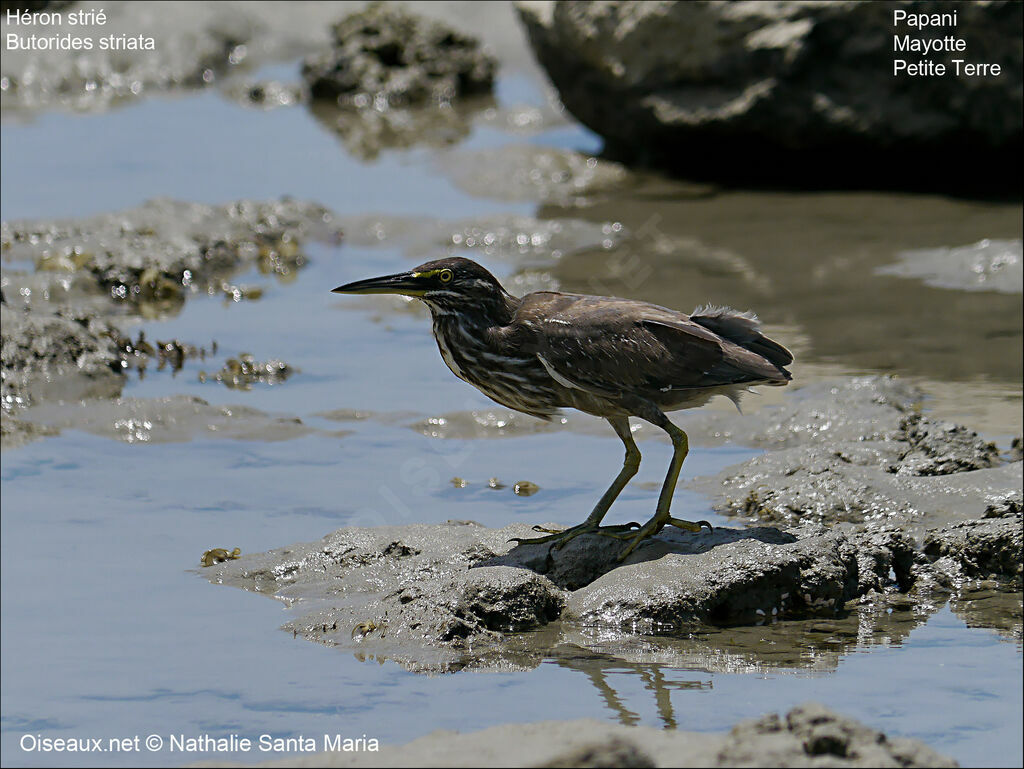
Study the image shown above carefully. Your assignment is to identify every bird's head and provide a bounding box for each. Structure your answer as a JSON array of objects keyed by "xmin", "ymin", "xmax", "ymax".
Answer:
[{"xmin": 332, "ymin": 257, "xmax": 512, "ymax": 316}]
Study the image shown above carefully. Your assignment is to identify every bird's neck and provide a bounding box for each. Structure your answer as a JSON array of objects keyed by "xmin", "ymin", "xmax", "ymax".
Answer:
[
  {"xmin": 426, "ymin": 291, "xmax": 519, "ymax": 328},
  {"xmin": 426, "ymin": 292, "xmax": 520, "ymax": 375},
  {"xmin": 486, "ymin": 291, "xmax": 520, "ymax": 327}
]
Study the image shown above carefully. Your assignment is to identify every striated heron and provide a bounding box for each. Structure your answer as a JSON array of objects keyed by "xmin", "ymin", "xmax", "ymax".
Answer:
[{"xmin": 333, "ymin": 257, "xmax": 792, "ymax": 559}]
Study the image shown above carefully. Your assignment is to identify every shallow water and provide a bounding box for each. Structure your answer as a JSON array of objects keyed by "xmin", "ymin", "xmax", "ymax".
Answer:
[{"xmin": 2, "ymin": 14, "xmax": 1022, "ymax": 769}]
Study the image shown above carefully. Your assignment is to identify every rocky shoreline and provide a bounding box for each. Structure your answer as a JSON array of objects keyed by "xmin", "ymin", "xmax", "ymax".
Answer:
[
  {"xmin": 198, "ymin": 703, "xmax": 958, "ymax": 767},
  {"xmin": 201, "ymin": 374, "xmax": 1021, "ymax": 675}
]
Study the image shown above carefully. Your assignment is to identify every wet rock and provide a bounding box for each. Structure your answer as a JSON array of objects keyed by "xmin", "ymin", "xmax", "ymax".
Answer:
[
  {"xmin": 539, "ymin": 736, "xmax": 655, "ymax": 768},
  {"xmin": 490, "ymin": 525, "xmax": 800, "ymax": 594},
  {"xmin": 206, "ymin": 520, "xmax": 929, "ymax": 669},
  {"xmin": 303, "ymin": 4, "xmax": 495, "ymax": 107},
  {"xmin": 686, "ymin": 376, "xmax": 1019, "ymax": 529},
  {"xmin": 718, "ymin": 703, "xmax": 957, "ymax": 768},
  {"xmin": 0, "ymin": 2, "xmax": 342, "ymax": 114},
  {"xmin": 208, "ymin": 522, "xmax": 567, "ymax": 672},
  {"xmin": 150, "ymin": 337, "xmax": 212, "ymax": 373},
  {"xmin": 513, "ymin": 480, "xmax": 540, "ymax": 497},
  {"xmin": 1, "ymin": 303, "xmax": 125, "ymax": 417},
  {"xmin": 681, "ymin": 376, "xmax": 922, "ymax": 450},
  {"xmin": 919, "ymin": 492, "xmax": 1022, "ymax": 586},
  {"xmin": 702, "ymin": 447, "xmax": 1021, "ymax": 530},
  {"xmin": 848, "ymin": 526, "xmax": 917, "ymax": 594},
  {"xmin": 1010, "ymin": 437, "xmax": 1023, "ymax": 463},
  {"xmin": 2, "ymin": 198, "xmax": 335, "ymax": 318},
  {"xmin": 877, "ymin": 239, "xmax": 1023, "ymax": 295},
  {"xmin": 298, "ymin": 564, "xmax": 563, "ymax": 649},
  {"xmin": 104, "ymin": 331, "xmax": 214, "ymax": 379},
  {"xmin": 204, "ymin": 504, "xmax": 1021, "ymax": 674},
  {"xmin": 2, "ymin": 197, "xmax": 326, "ymax": 445},
  {"xmin": 516, "ymin": 1, "xmax": 1022, "ymax": 193},
  {"xmin": 301, "ymin": 4, "xmax": 496, "ymax": 160},
  {"xmin": 428, "ymin": 567, "xmax": 564, "ymax": 641},
  {"xmin": 892, "ymin": 414, "xmax": 1001, "ymax": 476},
  {"xmin": 701, "ymin": 444, "xmax": 916, "ymax": 526},
  {"xmin": 236, "ymin": 705, "xmax": 955, "ymax": 767},
  {"xmin": 561, "ymin": 528, "xmax": 888, "ymax": 630}
]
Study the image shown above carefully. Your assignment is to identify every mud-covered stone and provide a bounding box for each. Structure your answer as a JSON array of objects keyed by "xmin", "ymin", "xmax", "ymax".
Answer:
[
  {"xmin": 238, "ymin": 704, "xmax": 956, "ymax": 767},
  {"xmin": 1010, "ymin": 437, "xmax": 1023, "ymax": 463},
  {"xmin": 892, "ymin": 413, "xmax": 1001, "ymax": 476},
  {"xmin": 0, "ymin": 2, "xmax": 343, "ymax": 114},
  {"xmin": 920, "ymin": 492, "xmax": 1023, "ymax": 585},
  {"xmin": 301, "ymin": 4, "xmax": 497, "ymax": 160},
  {"xmin": 539, "ymin": 736, "xmax": 655, "ymax": 768},
  {"xmin": 203, "ymin": 511, "xmax": 1019, "ymax": 674},
  {"xmin": 847, "ymin": 526, "xmax": 918, "ymax": 594},
  {"xmin": 2, "ymin": 198, "xmax": 336, "ymax": 318},
  {"xmin": 562, "ymin": 529, "xmax": 882, "ymax": 630},
  {"xmin": 391, "ymin": 566, "xmax": 565, "ymax": 644},
  {"xmin": 206, "ymin": 522, "xmax": 569, "ymax": 672},
  {"xmin": 682, "ymin": 376, "xmax": 923, "ymax": 451},
  {"xmin": 1, "ymin": 304, "xmax": 125, "ymax": 418},
  {"xmin": 1, "ymin": 198, "xmax": 337, "ymax": 446},
  {"xmin": 516, "ymin": 0, "xmax": 1022, "ymax": 193},
  {"xmin": 705, "ymin": 444, "xmax": 916, "ymax": 526},
  {"xmin": 686, "ymin": 376, "xmax": 1019, "ymax": 529},
  {"xmin": 303, "ymin": 3, "xmax": 495, "ymax": 107},
  {"xmin": 719, "ymin": 702, "xmax": 958, "ymax": 768}
]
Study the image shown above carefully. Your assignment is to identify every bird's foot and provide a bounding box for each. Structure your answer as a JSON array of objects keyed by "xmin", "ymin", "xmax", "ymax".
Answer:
[
  {"xmin": 509, "ymin": 521, "xmax": 640, "ymax": 550},
  {"xmin": 617, "ymin": 516, "xmax": 713, "ymax": 561},
  {"xmin": 668, "ymin": 516, "xmax": 713, "ymax": 534}
]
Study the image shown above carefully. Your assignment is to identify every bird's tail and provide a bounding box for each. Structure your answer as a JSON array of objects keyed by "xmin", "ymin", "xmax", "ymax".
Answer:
[{"xmin": 690, "ymin": 305, "xmax": 793, "ymax": 372}]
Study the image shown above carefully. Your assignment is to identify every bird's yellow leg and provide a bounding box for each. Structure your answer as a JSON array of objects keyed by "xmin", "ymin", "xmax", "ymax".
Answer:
[
  {"xmin": 510, "ymin": 417, "xmax": 643, "ymax": 549},
  {"xmin": 618, "ymin": 420, "xmax": 711, "ymax": 561}
]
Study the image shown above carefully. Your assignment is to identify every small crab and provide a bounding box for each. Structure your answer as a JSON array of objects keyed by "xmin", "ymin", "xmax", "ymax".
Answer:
[{"xmin": 200, "ymin": 547, "xmax": 241, "ymax": 567}]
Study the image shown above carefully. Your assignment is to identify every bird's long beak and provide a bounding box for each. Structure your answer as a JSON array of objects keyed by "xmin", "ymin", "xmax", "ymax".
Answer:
[{"xmin": 331, "ymin": 270, "xmax": 426, "ymax": 297}]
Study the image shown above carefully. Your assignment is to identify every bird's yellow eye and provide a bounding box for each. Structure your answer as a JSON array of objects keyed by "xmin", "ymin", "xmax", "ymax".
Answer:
[{"xmin": 438, "ymin": 269, "xmax": 454, "ymax": 283}]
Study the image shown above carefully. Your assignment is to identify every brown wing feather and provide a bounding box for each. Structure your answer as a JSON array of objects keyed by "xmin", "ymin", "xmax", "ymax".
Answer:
[{"xmin": 509, "ymin": 293, "xmax": 788, "ymax": 401}]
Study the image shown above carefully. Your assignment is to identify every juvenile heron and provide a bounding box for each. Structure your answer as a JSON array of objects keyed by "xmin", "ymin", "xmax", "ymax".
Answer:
[{"xmin": 333, "ymin": 257, "xmax": 792, "ymax": 559}]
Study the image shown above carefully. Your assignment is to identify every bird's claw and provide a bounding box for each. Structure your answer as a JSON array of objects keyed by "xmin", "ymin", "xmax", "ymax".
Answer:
[
  {"xmin": 668, "ymin": 516, "xmax": 713, "ymax": 533},
  {"xmin": 617, "ymin": 516, "xmax": 713, "ymax": 561},
  {"xmin": 509, "ymin": 522, "xmax": 641, "ymax": 549}
]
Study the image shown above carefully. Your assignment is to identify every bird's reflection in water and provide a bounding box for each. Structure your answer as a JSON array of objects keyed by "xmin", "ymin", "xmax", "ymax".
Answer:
[
  {"xmin": 345, "ymin": 587, "xmax": 1020, "ymax": 730},
  {"xmin": 551, "ymin": 649, "xmax": 711, "ymax": 729}
]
